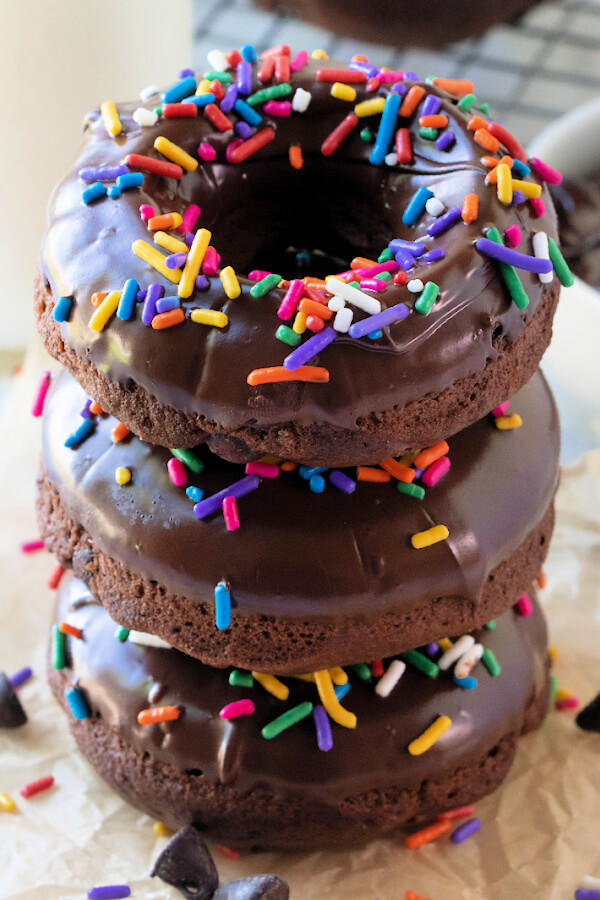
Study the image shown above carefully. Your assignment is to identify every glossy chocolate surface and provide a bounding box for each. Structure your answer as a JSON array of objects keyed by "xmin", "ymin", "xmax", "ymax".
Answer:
[{"xmin": 550, "ymin": 175, "xmax": 600, "ymax": 287}]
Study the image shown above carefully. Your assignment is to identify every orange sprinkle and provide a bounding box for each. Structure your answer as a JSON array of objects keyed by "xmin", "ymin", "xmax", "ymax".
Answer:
[
  {"xmin": 137, "ymin": 706, "xmax": 180, "ymax": 725},
  {"xmin": 289, "ymin": 144, "xmax": 303, "ymax": 170},
  {"xmin": 474, "ymin": 129, "xmax": 500, "ymax": 152},
  {"xmin": 485, "ymin": 156, "xmax": 514, "ymax": 184},
  {"xmin": 91, "ymin": 292, "xmax": 108, "ymax": 308},
  {"xmin": 147, "ymin": 213, "xmax": 180, "ymax": 232},
  {"xmin": 418, "ymin": 114, "xmax": 448, "ymax": 129},
  {"xmin": 111, "ymin": 422, "xmax": 130, "ymax": 443},
  {"xmin": 461, "ymin": 193, "xmax": 479, "ymax": 224},
  {"xmin": 351, "ymin": 256, "xmax": 378, "ymax": 269},
  {"xmin": 247, "ymin": 366, "xmax": 329, "ymax": 386},
  {"xmin": 151, "ymin": 308, "xmax": 185, "ymax": 330},
  {"xmin": 89, "ymin": 401, "xmax": 103, "ymax": 415},
  {"xmin": 405, "ymin": 819, "xmax": 451, "ymax": 849},
  {"xmin": 299, "ymin": 299, "xmax": 333, "ymax": 321},
  {"xmin": 468, "ymin": 115, "xmax": 488, "ymax": 132},
  {"xmin": 280, "ymin": 461, "xmax": 297, "ymax": 471},
  {"xmin": 58, "ymin": 622, "xmax": 83, "ymax": 639},
  {"xmin": 432, "ymin": 77, "xmax": 474, "ymax": 96},
  {"xmin": 399, "ymin": 85, "xmax": 425, "ymax": 118},
  {"xmin": 356, "ymin": 467, "xmax": 391, "ymax": 483},
  {"xmin": 47, "ymin": 563, "xmax": 65, "ymax": 590},
  {"xmin": 538, "ymin": 571, "xmax": 547, "ymax": 589},
  {"xmin": 414, "ymin": 441, "xmax": 449, "ymax": 469},
  {"xmin": 214, "ymin": 844, "xmax": 240, "ymax": 860},
  {"xmin": 481, "ymin": 155, "xmax": 500, "ymax": 168},
  {"xmin": 351, "ymin": 54, "xmax": 368, "ymax": 63},
  {"xmin": 380, "ymin": 458, "xmax": 415, "ymax": 483},
  {"xmin": 406, "ymin": 892, "xmax": 434, "ymax": 900},
  {"xmin": 303, "ymin": 276, "xmax": 328, "ymax": 289}
]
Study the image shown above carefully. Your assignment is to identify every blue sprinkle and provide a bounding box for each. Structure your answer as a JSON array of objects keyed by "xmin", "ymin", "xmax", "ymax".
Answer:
[
  {"xmin": 334, "ymin": 681, "xmax": 351, "ymax": 700},
  {"xmin": 240, "ymin": 43, "xmax": 256, "ymax": 63},
  {"xmin": 65, "ymin": 687, "xmax": 89, "ymax": 720},
  {"xmin": 106, "ymin": 185, "xmax": 121, "ymax": 198},
  {"xmin": 116, "ymin": 278, "xmax": 138, "ymax": 321},
  {"xmin": 367, "ymin": 329, "xmax": 383, "ymax": 340},
  {"xmin": 299, "ymin": 466, "xmax": 328, "ymax": 480},
  {"xmin": 82, "ymin": 182, "xmax": 106, "ymax": 204},
  {"xmin": 52, "ymin": 296, "xmax": 73, "ymax": 324},
  {"xmin": 156, "ymin": 296, "xmax": 181, "ymax": 314},
  {"xmin": 116, "ymin": 172, "xmax": 144, "ymax": 191},
  {"xmin": 214, "ymin": 582, "xmax": 231, "ymax": 630},
  {"xmin": 309, "ymin": 474, "xmax": 326, "ymax": 493},
  {"xmin": 511, "ymin": 159, "xmax": 530, "ymax": 178},
  {"xmin": 402, "ymin": 186, "xmax": 433, "ymax": 226},
  {"xmin": 454, "ymin": 675, "xmax": 478, "ymax": 690},
  {"xmin": 233, "ymin": 98, "xmax": 262, "ymax": 126},
  {"xmin": 64, "ymin": 418, "xmax": 95, "ymax": 448},
  {"xmin": 162, "ymin": 75, "xmax": 197, "ymax": 103},
  {"xmin": 181, "ymin": 92, "xmax": 216, "ymax": 108},
  {"xmin": 370, "ymin": 92, "xmax": 401, "ymax": 165},
  {"xmin": 186, "ymin": 486, "xmax": 204, "ymax": 502}
]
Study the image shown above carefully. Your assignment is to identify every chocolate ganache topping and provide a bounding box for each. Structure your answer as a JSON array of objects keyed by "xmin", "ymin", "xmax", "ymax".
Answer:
[{"xmin": 40, "ymin": 57, "xmax": 560, "ymax": 440}]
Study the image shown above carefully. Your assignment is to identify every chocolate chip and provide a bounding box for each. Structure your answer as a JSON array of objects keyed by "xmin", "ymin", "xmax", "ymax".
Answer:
[
  {"xmin": 576, "ymin": 692, "xmax": 600, "ymax": 733},
  {"xmin": 213, "ymin": 875, "xmax": 289, "ymax": 900},
  {"xmin": 151, "ymin": 825, "xmax": 218, "ymax": 899},
  {"xmin": 0, "ymin": 673, "xmax": 27, "ymax": 728}
]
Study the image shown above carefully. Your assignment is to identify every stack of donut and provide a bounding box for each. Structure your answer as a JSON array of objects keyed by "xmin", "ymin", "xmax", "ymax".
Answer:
[{"xmin": 35, "ymin": 42, "xmax": 573, "ymax": 852}]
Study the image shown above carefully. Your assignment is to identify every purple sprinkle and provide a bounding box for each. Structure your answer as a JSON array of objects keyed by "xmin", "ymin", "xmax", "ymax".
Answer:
[
  {"xmin": 389, "ymin": 238, "xmax": 425, "ymax": 257},
  {"xmin": 178, "ymin": 67, "xmax": 195, "ymax": 78},
  {"xmin": 575, "ymin": 891, "xmax": 600, "ymax": 900},
  {"xmin": 476, "ymin": 237, "xmax": 553, "ymax": 274},
  {"xmin": 80, "ymin": 398, "xmax": 93, "ymax": 419},
  {"xmin": 235, "ymin": 120, "xmax": 253, "ymax": 139},
  {"xmin": 450, "ymin": 817, "xmax": 482, "ymax": 844},
  {"xmin": 436, "ymin": 130, "xmax": 455, "ymax": 151},
  {"xmin": 512, "ymin": 189, "xmax": 525, "ymax": 205},
  {"xmin": 9, "ymin": 667, "xmax": 33, "ymax": 688},
  {"xmin": 395, "ymin": 249, "xmax": 416, "ymax": 271},
  {"xmin": 427, "ymin": 205, "xmax": 462, "ymax": 236},
  {"xmin": 283, "ymin": 328, "xmax": 336, "ymax": 371},
  {"xmin": 420, "ymin": 94, "xmax": 442, "ymax": 116},
  {"xmin": 413, "ymin": 467, "xmax": 425, "ymax": 478},
  {"xmin": 390, "ymin": 82, "xmax": 407, "ymax": 95},
  {"xmin": 193, "ymin": 475, "xmax": 260, "ymax": 519},
  {"xmin": 196, "ymin": 274, "xmax": 210, "ymax": 290},
  {"xmin": 424, "ymin": 643, "xmax": 439, "ymax": 657},
  {"xmin": 349, "ymin": 60, "xmax": 379, "ymax": 78},
  {"xmin": 220, "ymin": 83, "xmax": 239, "ymax": 113},
  {"xmin": 156, "ymin": 296, "xmax": 181, "ymax": 314},
  {"xmin": 329, "ymin": 470, "xmax": 356, "ymax": 493},
  {"xmin": 135, "ymin": 289, "xmax": 146, "ymax": 303},
  {"xmin": 236, "ymin": 60, "xmax": 252, "ymax": 95},
  {"xmin": 405, "ymin": 71, "xmax": 419, "ymax": 81},
  {"xmin": 184, "ymin": 232, "xmax": 195, "ymax": 247},
  {"xmin": 312, "ymin": 705, "xmax": 333, "ymax": 752},
  {"xmin": 348, "ymin": 302, "xmax": 409, "ymax": 339},
  {"xmin": 166, "ymin": 251, "xmax": 188, "ymax": 269},
  {"xmin": 423, "ymin": 248, "xmax": 445, "ymax": 263},
  {"xmin": 87, "ymin": 888, "xmax": 131, "ymax": 900},
  {"xmin": 78, "ymin": 164, "xmax": 130, "ymax": 182},
  {"xmin": 141, "ymin": 283, "xmax": 164, "ymax": 326}
]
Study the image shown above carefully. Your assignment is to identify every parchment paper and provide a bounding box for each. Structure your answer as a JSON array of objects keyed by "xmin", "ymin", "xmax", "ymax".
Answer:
[{"xmin": 1, "ymin": 297, "xmax": 599, "ymax": 900}]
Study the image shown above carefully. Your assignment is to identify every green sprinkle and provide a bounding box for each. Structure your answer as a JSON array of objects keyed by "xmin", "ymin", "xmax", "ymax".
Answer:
[
  {"xmin": 378, "ymin": 248, "xmax": 394, "ymax": 264},
  {"xmin": 415, "ymin": 281, "xmax": 439, "ymax": 315},
  {"xmin": 51, "ymin": 624, "xmax": 66, "ymax": 670},
  {"xmin": 547, "ymin": 237, "xmax": 574, "ymax": 287},
  {"xmin": 481, "ymin": 648, "xmax": 501, "ymax": 676},
  {"xmin": 457, "ymin": 93, "xmax": 477, "ymax": 111},
  {"xmin": 425, "ymin": 76, "xmax": 436, "ymax": 84},
  {"xmin": 114, "ymin": 626, "xmax": 130, "ymax": 642},
  {"xmin": 479, "ymin": 102, "xmax": 490, "ymax": 114},
  {"xmin": 247, "ymin": 83, "xmax": 292, "ymax": 107},
  {"xmin": 374, "ymin": 271, "xmax": 391, "ymax": 282},
  {"xmin": 153, "ymin": 107, "xmax": 162, "ymax": 117},
  {"xmin": 484, "ymin": 620, "xmax": 496, "ymax": 630},
  {"xmin": 229, "ymin": 669, "xmax": 254, "ymax": 688},
  {"xmin": 347, "ymin": 281, "xmax": 361, "ymax": 290},
  {"xmin": 400, "ymin": 649, "xmax": 438, "ymax": 678},
  {"xmin": 419, "ymin": 127, "xmax": 438, "ymax": 141},
  {"xmin": 350, "ymin": 662, "xmax": 372, "ymax": 680},
  {"xmin": 486, "ymin": 226, "xmax": 530, "ymax": 309},
  {"xmin": 276, "ymin": 325, "xmax": 302, "ymax": 346},
  {"xmin": 360, "ymin": 127, "xmax": 372, "ymax": 141},
  {"xmin": 250, "ymin": 273, "xmax": 282, "ymax": 298},
  {"xmin": 397, "ymin": 481, "xmax": 425, "ymax": 499},
  {"xmin": 262, "ymin": 701, "xmax": 313, "ymax": 739},
  {"xmin": 170, "ymin": 448, "xmax": 204, "ymax": 473},
  {"xmin": 548, "ymin": 672, "xmax": 557, "ymax": 708},
  {"xmin": 203, "ymin": 71, "xmax": 233, "ymax": 83}
]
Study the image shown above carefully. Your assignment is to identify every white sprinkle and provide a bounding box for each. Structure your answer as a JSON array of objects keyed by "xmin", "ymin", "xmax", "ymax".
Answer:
[
  {"xmin": 325, "ymin": 277, "xmax": 381, "ymax": 315},
  {"xmin": 292, "ymin": 87, "xmax": 312, "ymax": 113},
  {"xmin": 426, "ymin": 197, "xmax": 445, "ymax": 217},
  {"xmin": 128, "ymin": 630, "xmax": 172, "ymax": 649},
  {"xmin": 582, "ymin": 877, "xmax": 600, "ymax": 890},
  {"xmin": 385, "ymin": 152, "xmax": 398, "ymax": 166},
  {"xmin": 333, "ymin": 307, "xmax": 354, "ymax": 333},
  {"xmin": 454, "ymin": 643, "xmax": 484, "ymax": 680},
  {"xmin": 532, "ymin": 231, "xmax": 553, "ymax": 284},
  {"xmin": 328, "ymin": 296, "xmax": 346, "ymax": 312},
  {"xmin": 140, "ymin": 84, "xmax": 159, "ymax": 102},
  {"xmin": 438, "ymin": 634, "xmax": 475, "ymax": 671},
  {"xmin": 207, "ymin": 49, "xmax": 229, "ymax": 72},
  {"xmin": 407, "ymin": 278, "xmax": 424, "ymax": 293},
  {"xmin": 133, "ymin": 107, "xmax": 159, "ymax": 127},
  {"xmin": 375, "ymin": 659, "xmax": 406, "ymax": 697}
]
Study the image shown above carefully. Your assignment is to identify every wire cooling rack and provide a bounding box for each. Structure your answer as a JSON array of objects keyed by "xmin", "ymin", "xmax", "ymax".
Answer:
[{"xmin": 193, "ymin": 0, "xmax": 600, "ymax": 142}]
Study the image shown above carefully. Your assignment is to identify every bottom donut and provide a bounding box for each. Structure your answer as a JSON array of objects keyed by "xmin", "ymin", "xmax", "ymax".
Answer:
[{"xmin": 49, "ymin": 575, "xmax": 550, "ymax": 852}]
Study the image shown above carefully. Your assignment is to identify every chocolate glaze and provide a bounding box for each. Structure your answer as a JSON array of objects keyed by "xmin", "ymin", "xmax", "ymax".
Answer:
[
  {"xmin": 40, "ymin": 59, "xmax": 560, "ymax": 435},
  {"xmin": 43, "ymin": 371, "xmax": 558, "ymax": 620},
  {"xmin": 550, "ymin": 175, "xmax": 600, "ymax": 287},
  {"xmin": 55, "ymin": 574, "xmax": 549, "ymax": 803}
]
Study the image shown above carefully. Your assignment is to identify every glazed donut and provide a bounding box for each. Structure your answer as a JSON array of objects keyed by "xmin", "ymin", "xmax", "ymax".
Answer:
[{"xmin": 36, "ymin": 50, "xmax": 568, "ymax": 467}]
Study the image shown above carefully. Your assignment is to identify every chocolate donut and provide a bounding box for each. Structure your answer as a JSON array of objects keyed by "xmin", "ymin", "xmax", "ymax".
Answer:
[
  {"xmin": 38, "ymin": 370, "xmax": 558, "ymax": 674},
  {"xmin": 48, "ymin": 575, "xmax": 550, "ymax": 851},
  {"xmin": 550, "ymin": 174, "xmax": 600, "ymax": 287},
  {"xmin": 37, "ymin": 52, "xmax": 566, "ymax": 466}
]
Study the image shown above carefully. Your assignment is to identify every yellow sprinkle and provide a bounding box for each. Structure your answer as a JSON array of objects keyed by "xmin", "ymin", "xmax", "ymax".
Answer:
[
  {"xmin": 259, "ymin": 455, "xmax": 281, "ymax": 464},
  {"xmin": 293, "ymin": 673, "xmax": 316, "ymax": 683},
  {"xmin": 438, "ymin": 638, "xmax": 453, "ymax": 652},
  {"xmin": 88, "ymin": 290, "xmax": 120, "ymax": 332},
  {"xmin": 548, "ymin": 644, "xmax": 559, "ymax": 662},
  {"xmin": 252, "ymin": 672, "xmax": 289, "ymax": 701},
  {"xmin": 331, "ymin": 82, "xmax": 357, "ymax": 102},
  {"xmin": 311, "ymin": 49, "xmax": 329, "ymax": 59},
  {"xmin": 411, "ymin": 524, "xmax": 449, "ymax": 550},
  {"xmin": 314, "ymin": 670, "xmax": 356, "ymax": 729},
  {"xmin": 511, "ymin": 179, "xmax": 542, "ymax": 199},
  {"xmin": 153, "ymin": 821, "xmax": 173, "ymax": 837},
  {"xmin": 154, "ymin": 231, "xmax": 189, "ymax": 254},
  {"xmin": 132, "ymin": 240, "xmax": 182, "ymax": 284},
  {"xmin": 115, "ymin": 466, "xmax": 131, "ymax": 485},
  {"xmin": 195, "ymin": 79, "xmax": 212, "ymax": 95},
  {"xmin": 496, "ymin": 163, "xmax": 513, "ymax": 205},
  {"xmin": 329, "ymin": 667, "xmax": 348, "ymax": 686},
  {"xmin": 190, "ymin": 309, "xmax": 229, "ymax": 328},
  {"xmin": 408, "ymin": 715, "xmax": 452, "ymax": 756},
  {"xmin": 354, "ymin": 98, "xmax": 386, "ymax": 118},
  {"xmin": 154, "ymin": 135, "xmax": 198, "ymax": 172},
  {"xmin": 292, "ymin": 311, "xmax": 307, "ymax": 334},
  {"xmin": 556, "ymin": 687, "xmax": 573, "ymax": 702},
  {"xmin": 495, "ymin": 414, "xmax": 523, "ymax": 431},
  {"xmin": 220, "ymin": 265, "xmax": 241, "ymax": 300},
  {"xmin": 0, "ymin": 793, "xmax": 15, "ymax": 813},
  {"xmin": 179, "ymin": 228, "xmax": 211, "ymax": 298},
  {"xmin": 100, "ymin": 100, "xmax": 122, "ymax": 137}
]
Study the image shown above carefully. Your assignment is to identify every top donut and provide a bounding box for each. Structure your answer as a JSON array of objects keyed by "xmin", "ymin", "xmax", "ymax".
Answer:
[{"xmin": 36, "ymin": 46, "xmax": 572, "ymax": 467}]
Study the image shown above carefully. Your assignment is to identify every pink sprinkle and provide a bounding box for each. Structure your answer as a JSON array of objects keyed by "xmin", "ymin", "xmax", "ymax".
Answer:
[
  {"xmin": 167, "ymin": 457, "xmax": 187, "ymax": 487},
  {"xmin": 225, "ymin": 137, "xmax": 244, "ymax": 163},
  {"xmin": 222, "ymin": 496, "xmax": 240, "ymax": 531},
  {"xmin": 555, "ymin": 696, "xmax": 579, "ymax": 711},
  {"xmin": 359, "ymin": 278, "xmax": 387, "ymax": 291},
  {"xmin": 177, "ymin": 204, "xmax": 201, "ymax": 235},
  {"xmin": 516, "ymin": 592, "xmax": 533, "ymax": 617},
  {"xmin": 31, "ymin": 371, "xmax": 51, "ymax": 418},
  {"xmin": 248, "ymin": 270, "xmax": 272, "ymax": 281},
  {"xmin": 21, "ymin": 539, "xmax": 45, "ymax": 554},
  {"xmin": 530, "ymin": 157, "xmax": 563, "ymax": 186},
  {"xmin": 245, "ymin": 462, "xmax": 280, "ymax": 478},
  {"xmin": 198, "ymin": 142, "xmax": 216, "ymax": 161},
  {"xmin": 421, "ymin": 456, "xmax": 450, "ymax": 487},
  {"xmin": 290, "ymin": 49, "xmax": 309, "ymax": 73},
  {"xmin": 277, "ymin": 279, "xmax": 304, "ymax": 320},
  {"xmin": 202, "ymin": 246, "xmax": 221, "ymax": 275},
  {"xmin": 529, "ymin": 197, "xmax": 546, "ymax": 218},
  {"xmin": 219, "ymin": 698, "xmax": 255, "ymax": 719},
  {"xmin": 353, "ymin": 261, "xmax": 399, "ymax": 278},
  {"xmin": 505, "ymin": 224, "xmax": 522, "ymax": 248},
  {"xmin": 492, "ymin": 400, "xmax": 509, "ymax": 417},
  {"xmin": 378, "ymin": 70, "xmax": 405, "ymax": 83},
  {"xmin": 139, "ymin": 204, "xmax": 155, "ymax": 221},
  {"xmin": 262, "ymin": 100, "xmax": 291, "ymax": 117}
]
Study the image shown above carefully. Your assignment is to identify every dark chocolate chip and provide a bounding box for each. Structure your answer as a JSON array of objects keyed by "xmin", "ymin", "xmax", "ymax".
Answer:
[
  {"xmin": 0, "ymin": 672, "xmax": 27, "ymax": 728},
  {"xmin": 213, "ymin": 875, "xmax": 289, "ymax": 900},
  {"xmin": 151, "ymin": 825, "xmax": 219, "ymax": 899},
  {"xmin": 576, "ymin": 692, "xmax": 600, "ymax": 733}
]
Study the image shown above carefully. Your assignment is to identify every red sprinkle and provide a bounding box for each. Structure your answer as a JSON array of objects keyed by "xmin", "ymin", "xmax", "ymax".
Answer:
[
  {"xmin": 437, "ymin": 804, "xmax": 475, "ymax": 821},
  {"xmin": 162, "ymin": 102, "xmax": 198, "ymax": 118},
  {"xmin": 47, "ymin": 564, "xmax": 65, "ymax": 590},
  {"xmin": 321, "ymin": 113, "xmax": 359, "ymax": 156},
  {"xmin": 275, "ymin": 54, "xmax": 290, "ymax": 83},
  {"xmin": 225, "ymin": 50, "xmax": 242, "ymax": 68},
  {"xmin": 20, "ymin": 776, "xmax": 54, "ymax": 798},
  {"xmin": 204, "ymin": 103, "xmax": 233, "ymax": 132},
  {"xmin": 125, "ymin": 153, "xmax": 183, "ymax": 179},
  {"xmin": 317, "ymin": 68, "xmax": 367, "ymax": 83},
  {"xmin": 370, "ymin": 660, "xmax": 384, "ymax": 677},
  {"xmin": 210, "ymin": 80, "xmax": 225, "ymax": 102},
  {"xmin": 487, "ymin": 122, "xmax": 527, "ymax": 164},
  {"xmin": 261, "ymin": 44, "xmax": 291, "ymax": 59},
  {"xmin": 257, "ymin": 57, "xmax": 275, "ymax": 83},
  {"xmin": 214, "ymin": 844, "xmax": 240, "ymax": 860},
  {"xmin": 395, "ymin": 128, "xmax": 412, "ymax": 164},
  {"xmin": 229, "ymin": 127, "xmax": 275, "ymax": 163}
]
